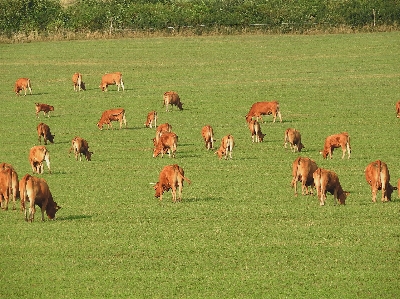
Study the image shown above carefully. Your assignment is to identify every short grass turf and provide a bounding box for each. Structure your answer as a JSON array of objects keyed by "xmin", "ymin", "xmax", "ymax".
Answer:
[{"xmin": 0, "ymin": 32, "xmax": 399, "ymax": 298}]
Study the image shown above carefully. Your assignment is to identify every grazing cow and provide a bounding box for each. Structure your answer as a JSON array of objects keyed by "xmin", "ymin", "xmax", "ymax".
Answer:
[
  {"xmin": 320, "ymin": 132, "xmax": 351, "ymax": 159},
  {"xmin": 284, "ymin": 128, "xmax": 304, "ymax": 152},
  {"xmin": 155, "ymin": 123, "xmax": 172, "ymax": 143},
  {"xmin": 0, "ymin": 163, "xmax": 19, "ymax": 210},
  {"xmin": 29, "ymin": 146, "xmax": 51, "ymax": 174},
  {"xmin": 365, "ymin": 160, "xmax": 397, "ymax": 203},
  {"xmin": 163, "ymin": 91, "xmax": 183, "ymax": 111},
  {"xmin": 144, "ymin": 111, "xmax": 157, "ymax": 128},
  {"xmin": 215, "ymin": 134, "xmax": 234, "ymax": 160},
  {"xmin": 19, "ymin": 174, "xmax": 60, "ymax": 222},
  {"xmin": 99, "ymin": 72, "xmax": 124, "ymax": 92},
  {"xmin": 291, "ymin": 157, "xmax": 318, "ymax": 196},
  {"xmin": 35, "ymin": 103, "xmax": 54, "ymax": 118},
  {"xmin": 37, "ymin": 122, "xmax": 55, "ymax": 145},
  {"xmin": 313, "ymin": 168, "xmax": 349, "ymax": 206},
  {"xmin": 201, "ymin": 125, "xmax": 215, "ymax": 150},
  {"xmin": 68, "ymin": 137, "xmax": 93, "ymax": 161},
  {"xmin": 72, "ymin": 72, "xmax": 86, "ymax": 91},
  {"xmin": 97, "ymin": 108, "xmax": 127, "ymax": 130},
  {"xmin": 14, "ymin": 78, "xmax": 32, "ymax": 96},
  {"xmin": 153, "ymin": 132, "xmax": 178, "ymax": 158},
  {"xmin": 245, "ymin": 101, "xmax": 282, "ymax": 123},
  {"xmin": 154, "ymin": 164, "xmax": 191, "ymax": 202},
  {"xmin": 248, "ymin": 120, "xmax": 265, "ymax": 143}
]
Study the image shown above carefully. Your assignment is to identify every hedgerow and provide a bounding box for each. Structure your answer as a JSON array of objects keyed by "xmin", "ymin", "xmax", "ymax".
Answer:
[{"xmin": 0, "ymin": 0, "xmax": 399, "ymax": 38}]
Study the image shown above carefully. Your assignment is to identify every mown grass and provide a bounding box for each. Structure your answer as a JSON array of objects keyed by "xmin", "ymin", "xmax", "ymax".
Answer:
[{"xmin": 0, "ymin": 32, "xmax": 399, "ymax": 298}]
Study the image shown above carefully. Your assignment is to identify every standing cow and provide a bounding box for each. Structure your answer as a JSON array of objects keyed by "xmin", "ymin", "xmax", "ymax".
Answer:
[
  {"xmin": 291, "ymin": 156, "xmax": 318, "ymax": 196},
  {"xmin": 215, "ymin": 134, "xmax": 234, "ymax": 160},
  {"xmin": 14, "ymin": 78, "xmax": 32, "ymax": 96},
  {"xmin": 97, "ymin": 108, "xmax": 127, "ymax": 130},
  {"xmin": 163, "ymin": 91, "xmax": 183, "ymax": 111},
  {"xmin": 29, "ymin": 146, "xmax": 51, "ymax": 174},
  {"xmin": 154, "ymin": 164, "xmax": 191, "ymax": 202},
  {"xmin": 245, "ymin": 101, "xmax": 282, "ymax": 123},
  {"xmin": 35, "ymin": 103, "xmax": 54, "ymax": 118},
  {"xmin": 320, "ymin": 132, "xmax": 351, "ymax": 159},
  {"xmin": 365, "ymin": 160, "xmax": 397, "ymax": 203},
  {"xmin": 37, "ymin": 122, "xmax": 55, "ymax": 145},
  {"xmin": 153, "ymin": 132, "xmax": 178, "ymax": 158},
  {"xmin": 284, "ymin": 128, "xmax": 304, "ymax": 152},
  {"xmin": 68, "ymin": 136, "xmax": 93, "ymax": 161},
  {"xmin": 248, "ymin": 120, "xmax": 265, "ymax": 143},
  {"xmin": 0, "ymin": 163, "xmax": 19, "ymax": 210},
  {"xmin": 201, "ymin": 125, "xmax": 215, "ymax": 150},
  {"xmin": 144, "ymin": 111, "xmax": 157, "ymax": 128},
  {"xmin": 19, "ymin": 174, "xmax": 60, "ymax": 222},
  {"xmin": 99, "ymin": 72, "xmax": 124, "ymax": 92},
  {"xmin": 313, "ymin": 168, "xmax": 349, "ymax": 206},
  {"xmin": 72, "ymin": 72, "xmax": 86, "ymax": 91}
]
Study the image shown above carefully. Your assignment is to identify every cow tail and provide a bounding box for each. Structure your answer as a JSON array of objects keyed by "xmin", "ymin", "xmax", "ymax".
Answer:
[{"xmin": 376, "ymin": 160, "xmax": 382, "ymax": 190}]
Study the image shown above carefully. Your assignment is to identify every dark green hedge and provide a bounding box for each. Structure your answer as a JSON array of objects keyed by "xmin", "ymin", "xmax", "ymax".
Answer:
[{"xmin": 0, "ymin": 0, "xmax": 399, "ymax": 35}]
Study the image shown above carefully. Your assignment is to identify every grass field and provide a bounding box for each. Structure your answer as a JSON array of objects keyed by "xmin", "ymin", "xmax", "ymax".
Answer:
[{"xmin": 0, "ymin": 32, "xmax": 399, "ymax": 298}]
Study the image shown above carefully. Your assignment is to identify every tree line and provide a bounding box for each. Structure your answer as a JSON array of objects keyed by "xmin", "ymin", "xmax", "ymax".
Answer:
[{"xmin": 0, "ymin": 0, "xmax": 399, "ymax": 37}]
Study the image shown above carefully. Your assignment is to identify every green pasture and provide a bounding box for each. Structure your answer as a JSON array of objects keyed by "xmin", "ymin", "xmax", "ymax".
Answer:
[{"xmin": 0, "ymin": 32, "xmax": 399, "ymax": 298}]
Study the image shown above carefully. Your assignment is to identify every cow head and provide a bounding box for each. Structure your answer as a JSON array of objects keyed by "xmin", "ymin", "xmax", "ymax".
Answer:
[
  {"xmin": 320, "ymin": 150, "xmax": 328, "ymax": 159},
  {"xmin": 337, "ymin": 191, "xmax": 350, "ymax": 205},
  {"xmin": 215, "ymin": 148, "xmax": 225, "ymax": 159},
  {"xmin": 47, "ymin": 133, "xmax": 55, "ymax": 143},
  {"xmin": 258, "ymin": 132, "xmax": 266, "ymax": 142},
  {"xmin": 153, "ymin": 146, "xmax": 163, "ymax": 158},
  {"xmin": 177, "ymin": 102, "xmax": 183, "ymax": 110},
  {"xmin": 85, "ymin": 151, "xmax": 93, "ymax": 161},
  {"xmin": 80, "ymin": 81, "xmax": 86, "ymax": 91},
  {"xmin": 298, "ymin": 142, "xmax": 305, "ymax": 152},
  {"xmin": 154, "ymin": 182, "xmax": 161, "ymax": 198},
  {"xmin": 97, "ymin": 122, "xmax": 103, "ymax": 130},
  {"xmin": 386, "ymin": 184, "xmax": 397, "ymax": 201},
  {"xmin": 46, "ymin": 201, "xmax": 61, "ymax": 220}
]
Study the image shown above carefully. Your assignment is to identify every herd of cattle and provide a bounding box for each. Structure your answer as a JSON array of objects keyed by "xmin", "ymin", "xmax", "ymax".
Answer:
[{"xmin": 1, "ymin": 73, "xmax": 399, "ymax": 222}]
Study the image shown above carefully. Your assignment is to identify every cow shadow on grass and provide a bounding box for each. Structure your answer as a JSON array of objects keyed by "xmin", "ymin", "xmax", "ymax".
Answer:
[
  {"xmin": 58, "ymin": 214, "xmax": 92, "ymax": 221},
  {"xmin": 184, "ymin": 196, "xmax": 223, "ymax": 203}
]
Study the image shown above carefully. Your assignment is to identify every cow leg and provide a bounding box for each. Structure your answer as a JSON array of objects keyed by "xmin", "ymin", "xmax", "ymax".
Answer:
[
  {"xmin": 346, "ymin": 143, "xmax": 351, "ymax": 159},
  {"xmin": 171, "ymin": 185, "xmax": 177, "ymax": 202},
  {"xmin": 371, "ymin": 188, "xmax": 377, "ymax": 203},
  {"xmin": 120, "ymin": 80, "xmax": 124, "ymax": 91}
]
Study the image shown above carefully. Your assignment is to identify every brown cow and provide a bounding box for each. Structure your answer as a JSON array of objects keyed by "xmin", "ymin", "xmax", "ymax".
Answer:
[
  {"xmin": 154, "ymin": 164, "xmax": 191, "ymax": 202},
  {"xmin": 365, "ymin": 160, "xmax": 397, "ymax": 203},
  {"xmin": 19, "ymin": 174, "xmax": 60, "ymax": 222},
  {"xmin": 144, "ymin": 111, "xmax": 157, "ymax": 128},
  {"xmin": 35, "ymin": 103, "xmax": 54, "ymax": 118},
  {"xmin": 14, "ymin": 78, "xmax": 32, "ymax": 96},
  {"xmin": 97, "ymin": 108, "xmax": 127, "ymax": 130},
  {"xmin": 245, "ymin": 101, "xmax": 282, "ymax": 123},
  {"xmin": 215, "ymin": 134, "xmax": 234, "ymax": 160},
  {"xmin": 320, "ymin": 132, "xmax": 351, "ymax": 159},
  {"xmin": 0, "ymin": 163, "xmax": 19, "ymax": 210},
  {"xmin": 201, "ymin": 125, "xmax": 215, "ymax": 150},
  {"xmin": 248, "ymin": 120, "xmax": 265, "ymax": 143},
  {"xmin": 72, "ymin": 72, "xmax": 86, "ymax": 91},
  {"xmin": 284, "ymin": 128, "xmax": 304, "ymax": 152},
  {"xmin": 37, "ymin": 122, "xmax": 55, "ymax": 145},
  {"xmin": 29, "ymin": 146, "xmax": 51, "ymax": 174},
  {"xmin": 153, "ymin": 132, "xmax": 178, "ymax": 158},
  {"xmin": 291, "ymin": 157, "xmax": 318, "ymax": 196},
  {"xmin": 396, "ymin": 101, "xmax": 400, "ymax": 118},
  {"xmin": 155, "ymin": 123, "xmax": 172, "ymax": 143},
  {"xmin": 99, "ymin": 72, "xmax": 124, "ymax": 92},
  {"xmin": 163, "ymin": 91, "xmax": 183, "ymax": 111},
  {"xmin": 68, "ymin": 137, "xmax": 93, "ymax": 161},
  {"xmin": 313, "ymin": 168, "xmax": 349, "ymax": 206}
]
